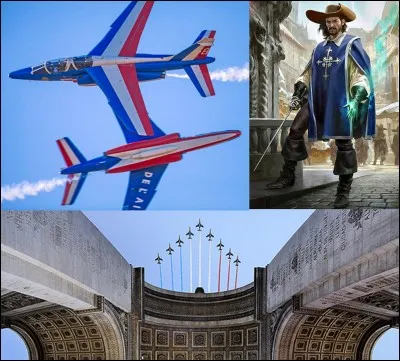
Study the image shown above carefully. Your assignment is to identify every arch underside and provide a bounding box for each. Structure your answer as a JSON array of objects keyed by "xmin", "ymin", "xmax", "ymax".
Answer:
[
  {"xmin": 1, "ymin": 292, "xmax": 126, "ymax": 360},
  {"xmin": 274, "ymin": 304, "xmax": 399, "ymax": 360}
]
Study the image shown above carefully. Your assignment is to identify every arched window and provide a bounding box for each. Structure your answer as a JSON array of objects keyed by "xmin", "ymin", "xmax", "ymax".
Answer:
[
  {"xmin": 371, "ymin": 328, "xmax": 399, "ymax": 360},
  {"xmin": 1, "ymin": 329, "xmax": 29, "ymax": 360}
]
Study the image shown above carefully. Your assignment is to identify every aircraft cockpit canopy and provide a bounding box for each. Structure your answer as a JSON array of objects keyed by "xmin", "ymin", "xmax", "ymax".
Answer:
[{"xmin": 31, "ymin": 56, "xmax": 93, "ymax": 75}]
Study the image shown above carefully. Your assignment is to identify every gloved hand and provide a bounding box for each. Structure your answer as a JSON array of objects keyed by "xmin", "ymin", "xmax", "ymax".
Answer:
[
  {"xmin": 289, "ymin": 81, "xmax": 307, "ymax": 110},
  {"xmin": 343, "ymin": 85, "xmax": 368, "ymax": 127}
]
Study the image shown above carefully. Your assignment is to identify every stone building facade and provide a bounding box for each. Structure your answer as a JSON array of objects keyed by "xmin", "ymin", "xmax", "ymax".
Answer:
[{"xmin": 279, "ymin": 1, "xmax": 317, "ymax": 118}]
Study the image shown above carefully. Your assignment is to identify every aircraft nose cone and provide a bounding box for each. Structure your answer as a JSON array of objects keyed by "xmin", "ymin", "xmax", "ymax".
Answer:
[
  {"xmin": 231, "ymin": 130, "xmax": 241, "ymax": 139},
  {"xmin": 9, "ymin": 67, "xmax": 31, "ymax": 79}
]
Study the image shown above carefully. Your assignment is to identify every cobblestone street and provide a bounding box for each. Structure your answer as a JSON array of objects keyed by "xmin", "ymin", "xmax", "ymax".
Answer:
[{"xmin": 271, "ymin": 170, "xmax": 399, "ymax": 209}]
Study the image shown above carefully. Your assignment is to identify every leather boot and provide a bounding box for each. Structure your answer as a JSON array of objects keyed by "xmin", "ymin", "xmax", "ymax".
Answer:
[
  {"xmin": 334, "ymin": 174, "xmax": 353, "ymax": 208},
  {"xmin": 266, "ymin": 160, "xmax": 296, "ymax": 189}
]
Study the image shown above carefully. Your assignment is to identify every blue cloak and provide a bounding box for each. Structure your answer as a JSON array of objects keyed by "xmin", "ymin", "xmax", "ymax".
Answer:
[{"xmin": 307, "ymin": 33, "xmax": 376, "ymax": 140}]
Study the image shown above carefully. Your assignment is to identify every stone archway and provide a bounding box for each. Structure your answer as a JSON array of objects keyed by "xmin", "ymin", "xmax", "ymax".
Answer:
[
  {"xmin": 273, "ymin": 304, "xmax": 397, "ymax": 360},
  {"xmin": 1, "ymin": 294, "xmax": 126, "ymax": 360}
]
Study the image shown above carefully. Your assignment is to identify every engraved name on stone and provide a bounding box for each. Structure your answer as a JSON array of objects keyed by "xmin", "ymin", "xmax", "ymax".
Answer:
[{"xmin": 269, "ymin": 210, "xmax": 382, "ymax": 293}]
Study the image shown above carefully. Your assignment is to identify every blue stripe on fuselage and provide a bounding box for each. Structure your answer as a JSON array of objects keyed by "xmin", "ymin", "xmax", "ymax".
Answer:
[{"xmin": 61, "ymin": 156, "xmax": 120, "ymax": 174}]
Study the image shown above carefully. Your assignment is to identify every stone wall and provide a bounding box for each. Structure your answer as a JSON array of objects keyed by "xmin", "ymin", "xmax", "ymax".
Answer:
[
  {"xmin": 1, "ymin": 211, "xmax": 132, "ymax": 312},
  {"xmin": 133, "ymin": 269, "xmax": 265, "ymax": 360}
]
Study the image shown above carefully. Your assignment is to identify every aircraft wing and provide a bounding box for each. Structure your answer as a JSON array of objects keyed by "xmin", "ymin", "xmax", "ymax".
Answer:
[
  {"xmin": 123, "ymin": 164, "xmax": 169, "ymax": 210},
  {"xmin": 89, "ymin": 1, "xmax": 154, "ymax": 57},
  {"xmin": 86, "ymin": 1, "xmax": 155, "ymax": 135},
  {"xmin": 86, "ymin": 65, "xmax": 154, "ymax": 136}
]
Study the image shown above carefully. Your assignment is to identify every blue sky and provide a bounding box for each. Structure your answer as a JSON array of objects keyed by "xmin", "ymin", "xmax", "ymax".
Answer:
[
  {"xmin": 1, "ymin": 209, "xmax": 398, "ymax": 359},
  {"xmin": 1, "ymin": 1, "xmax": 249, "ymax": 210}
]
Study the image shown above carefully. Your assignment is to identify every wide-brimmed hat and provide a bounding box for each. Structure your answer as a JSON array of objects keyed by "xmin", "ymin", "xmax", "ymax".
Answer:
[{"xmin": 306, "ymin": 3, "xmax": 356, "ymax": 24}]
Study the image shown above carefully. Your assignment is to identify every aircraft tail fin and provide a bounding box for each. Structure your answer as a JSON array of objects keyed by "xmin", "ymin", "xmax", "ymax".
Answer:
[
  {"xmin": 56, "ymin": 137, "xmax": 87, "ymax": 167},
  {"xmin": 184, "ymin": 64, "xmax": 215, "ymax": 97},
  {"xmin": 56, "ymin": 137, "xmax": 88, "ymax": 205},
  {"xmin": 171, "ymin": 30, "xmax": 216, "ymax": 61}
]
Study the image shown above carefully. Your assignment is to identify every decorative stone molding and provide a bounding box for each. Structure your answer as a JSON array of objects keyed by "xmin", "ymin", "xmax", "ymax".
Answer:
[{"xmin": 1, "ymin": 292, "xmax": 44, "ymax": 313}]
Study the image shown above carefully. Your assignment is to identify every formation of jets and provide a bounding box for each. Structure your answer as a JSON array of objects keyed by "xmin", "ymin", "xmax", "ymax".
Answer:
[{"xmin": 10, "ymin": 1, "xmax": 240, "ymax": 210}]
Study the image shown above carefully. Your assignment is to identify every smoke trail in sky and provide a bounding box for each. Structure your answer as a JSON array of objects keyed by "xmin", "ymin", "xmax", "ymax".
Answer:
[
  {"xmin": 167, "ymin": 63, "xmax": 249, "ymax": 82},
  {"xmin": 1, "ymin": 177, "xmax": 67, "ymax": 202}
]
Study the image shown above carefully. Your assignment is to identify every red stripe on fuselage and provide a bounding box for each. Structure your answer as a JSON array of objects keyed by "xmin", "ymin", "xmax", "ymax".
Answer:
[
  {"xmin": 106, "ymin": 133, "xmax": 180, "ymax": 155},
  {"xmin": 173, "ymin": 131, "xmax": 240, "ymax": 155},
  {"xmin": 106, "ymin": 153, "xmax": 182, "ymax": 173},
  {"xmin": 118, "ymin": 64, "xmax": 154, "ymax": 136},
  {"xmin": 106, "ymin": 131, "xmax": 240, "ymax": 173},
  {"xmin": 56, "ymin": 139, "xmax": 73, "ymax": 167},
  {"xmin": 199, "ymin": 64, "xmax": 215, "ymax": 96},
  {"xmin": 119, "ymin": 1, "xmax": 154, "ymax": 57},
  {"xmin": 107, "ymin": 131, "xmax": 239, "ymax": 158}
]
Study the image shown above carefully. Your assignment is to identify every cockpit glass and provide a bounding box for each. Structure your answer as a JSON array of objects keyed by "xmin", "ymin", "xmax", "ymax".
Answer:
[
  {"xmin": 72, "ymin": 56, "xmax": 93, "ymax": 70},
  {"xmin": 31, "ymin": 64, "xmax": 48, "ymax": 74},
  {"xmin": 31, "ymin": 56, "xmax": 93, "ymax": 74},
  {"xmin": 46, "ymin": 58, "xmax": 68, "ymax": 73}
]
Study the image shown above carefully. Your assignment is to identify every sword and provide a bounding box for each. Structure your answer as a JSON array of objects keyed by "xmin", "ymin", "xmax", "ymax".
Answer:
[{"xmin": 252, "ymin": 107, "xmax": 293, "ymax": 172}]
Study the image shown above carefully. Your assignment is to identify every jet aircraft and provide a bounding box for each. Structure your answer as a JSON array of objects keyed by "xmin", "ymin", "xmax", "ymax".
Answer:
[
  {"xmin": 166, "ymin": 244, "xmax": 174, "ymax": 255},
  {"xmin": 155, "ymin": 253, "xmax": 163, "ymax": 264},
  {"xmin": 176, "ymin": 236, "xmax": 184, "ymax": 247},
  {"xmin": 186, "ymin": 228, "xmax": 194, "ymax": 239},
  {"xmin": 206, "ymin": 229, "xmax": 214, "ymax": 240},
  {"xmin": 217, "ymin": 239, "xmax": 224, "ymax": 251},
  {"xmin": 9, "ymin": 1, "xmax": 216, "ymax": 136},
  {"xmin": 56, "ymin": 126, "xmax": 239, "ymax": 210},
  {"xmin": 226, "ymin": 248, "xmax": 234, "ymax": 259},
  {"xmin": 233, "ymin": 256, "xmax": 241, "ymax": 266},
  {"xmin": 196, "ymin": 219, "xmax": 204, "ymax": 231}
]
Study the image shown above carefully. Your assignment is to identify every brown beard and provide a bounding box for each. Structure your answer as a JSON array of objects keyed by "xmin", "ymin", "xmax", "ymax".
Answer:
[{"xmin": 318, "ymin": 22, "xmax": 348, "ymax": 39}]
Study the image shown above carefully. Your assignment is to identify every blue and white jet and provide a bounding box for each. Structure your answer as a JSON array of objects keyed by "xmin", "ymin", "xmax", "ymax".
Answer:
[{"xmin": 9, "ymin": 1, "xmax": 217, "ymax": 135}]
